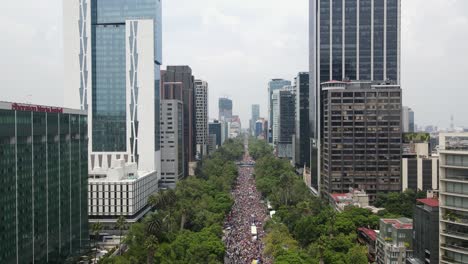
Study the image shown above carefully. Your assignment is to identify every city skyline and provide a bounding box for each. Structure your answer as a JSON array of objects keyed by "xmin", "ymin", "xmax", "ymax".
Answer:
[{"xmin": 2, "ymin": 0, "xmax": 468, "ymax": 128}]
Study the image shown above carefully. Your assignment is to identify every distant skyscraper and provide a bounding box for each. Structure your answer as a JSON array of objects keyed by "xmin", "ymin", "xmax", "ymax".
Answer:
[
  {"xmin": 268, "ymin": 79, "xmax": 291, "ymax": 142},
  {"xmin": 277, "ymin": 90, "xmax": 296, "ymax": 159},
  {"xmin": 219, "ymin": 98, "xmax": 233, "ymax": 122},
  {"xmin": 194, "ymin": 80, "xmax": 209, "ymax": 158},
  {"xmin": 250, "ymin": 104, "xmax": 260, "ymax": 136},
  {"xmin": 162, "ymin": 66, "xmax": 196, "ymax": 175},
  {"xmin": 64, "ymin": 0, "xmax": 162, "ymax": 224},
  {"xmin": 321, "ymin": 81, "xmax": 402, "ymax": 201},
  {"xmin": 209, "ymin": 120, "xmax": 222, "ymax": 148},
  {"xmin": 438, "ymin": 133, "xmax": 468, "ymax": 263},
  {"xmin": 403, "ymin": 106, "xmax": 415, "ymax": 133},
  {"xmin": 310, "ymin": 0, "xmax": 402, "ymax": 195},
  {"xmin": 0, "ymin": 102, "xmax": 88, "ymax": 263},
  {"xmin": 294, "ymin": 72, "xmax": 311, "ymax": 167}
]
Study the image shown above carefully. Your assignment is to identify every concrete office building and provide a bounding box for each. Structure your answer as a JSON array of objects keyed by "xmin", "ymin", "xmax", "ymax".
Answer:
[
  {"xmin": 162, "ymin": 66, "xmax": 196, "ymax": 175},
  {"xmin": 438, "ymin": 133, "xmax": 468, "ymax": 264},
  {"xmin": 294, "ymin": 72, "xmax": 311, "ymax": 167},
  {"xmin": 277, "ymin": 89, "xmax": 296, "ymax": 159},
  {"xmin": 407, "ymin": 198, "xmax": 439, "ymax": 264},
  {"xmin": 309, "ymin": 0, "xmax": 401, "ymax": 195},
  {"xmin": 194, "ymin": 80, "xmax": 209, "ymax": 159},
  {"xmin": 403, "ymin": 107, "xmax": 415, "ymax": 133},
  {"xmin": 250, "ymin": 104, "xmax": 260, "ymax": 136},
  {"xmin": 64, "ymin": 0, "xmax": 162, "ymax": 224},
  {"xmin": 219, "ymin": 98, "xmax": 233, "ymax": 122},
  {"xmin": 160, "ymin": 98, "xmax": 184, "ymax": 188},
  {"xmin": 268, "ymin": 79, "xmax": 291, "ymax": 143},
  {"xmin": 376, "ymin": 218, "xmax": 413, "ymax": 264},
  {"xmin": 0, "ymin": 102, "xmax": 88, "ymax": 263},
  {"xmin": 321, "ymin": 81, "xmax": 402, "ymax": 202}
]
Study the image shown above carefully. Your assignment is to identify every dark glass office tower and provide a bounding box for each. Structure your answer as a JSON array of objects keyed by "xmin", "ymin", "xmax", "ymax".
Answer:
[
  {"xmin": 278, "ymin": 90, "xmax": 296, "ymax": 159},
  {"xmin": 295, "ymin": 72, "xmax": 310, "ymax": 167},
  {"xmin": 219, "ymin": 98, "xmax": 233, "ymax": 122},
  {"xmin": 268, "ymin": 79, "xmax": 291, "ymax": 143},
  {"xmin": 310, "ymin": 0, "xmax": 401, "ymax": 195},
  {"xmin": 162, "ymin": 66, "xmax": 196, "ymax": 175},
  {"xmin": 0, "ymin": 102, "xmax": 88, "ymax": 263}
]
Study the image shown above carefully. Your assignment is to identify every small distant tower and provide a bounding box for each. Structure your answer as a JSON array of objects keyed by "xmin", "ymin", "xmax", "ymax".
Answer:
[{"xmin": 451, "ymin": 115, "xmax": 455, "ymax": 131}]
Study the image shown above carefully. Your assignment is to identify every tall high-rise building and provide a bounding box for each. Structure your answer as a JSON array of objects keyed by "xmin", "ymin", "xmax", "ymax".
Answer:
[
  {"xmin": 321, "ymin": 81, "xmax": 402, "ymax": 201},
  {"xmin": 402, "ymin": 106, "xmax": 415, "ymax": 133},
  {"xmin": 209, "ymin": 120, "xmax": 222, "ymax": 149},
  {"xmin": 438, "ymin": 133, "xmax": 468, "ymax": 263},
  {"xmin": 268, "ymin": 79, "xmax": 291, "ymax": 143},
  {"xmin": 162, "ymin": 66, "xmax": 196, "ymax": 176},
  {"xmin": 294, "ymin": 72, "xmax": 311, "ymax": 167},
  {"xmin": 160, "ymin": 88, "xmax": 184, "ymax": 188},
  {"xmin": 219, "ymin": 98, "xmax": 233, "ymax": 122},
  {"xmin": 194, "ymin": 80, "xmax": 209, "ymax": 159},
  {"xmin": 309, "ymin": 0, "xmax": 402, "ymax": 195},
  {"xmin": 0, "ymin": 102, "xmax": 88, "ymax": 263},
  {"xmin": 250, "ymin": 104, "xmax": 260, "ymax": 136},
  {"xmin": 278, "ymin": 90, "xmax": 296, "ymax": 159},
  {"xmin": 64, "ymin": 0, "xmax": 162, "ymax": 223}
]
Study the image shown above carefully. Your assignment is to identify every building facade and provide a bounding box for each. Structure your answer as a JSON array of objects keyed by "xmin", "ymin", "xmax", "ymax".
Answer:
[
  {"xmin": 268, "ymin": 79, "xmax": 291, "ymax": 143},
  {"xmin": 0, "ymin": 102, "xmax": 88, "ymax": 263},
  {"xmin": 160, "ymin": 99, "xmax": 184, "ymax": 188},
  {"xmin": 209, "ymin": 121, "xmax": 222, "ymax": 149},
  {"xmin": 219, "ymin": 98, "xmax": 233, "ymax": 122},
  {"xmin": 64, "ymin": 0, "xmax": 162, "ymax": 175},
  {"xmin": 162, "ymin": 66, "xmax": 196, "ymax": 175},
  {"xmin": 294, "ymin": 72, "xmax": 311, "ymax": 167},
  {"xmin": 403, "ymin": 107, "xmax": 415, "ymax": 133},
  {"xmin": 309, "ymin": 0, "xmax": 402, "ymax": 195},
  {"xmin": 407, "ymin": 198, "xmax": 439, "ymax": 264},
  {"xmin": 376, "ymin": 218, "xmax": 413, "ymax": 264},
  {"xmin": 321, "ymin": 81, "xmax": 402, "ymax": 201},
  {"xmin": 439, "ymin": 133, "xmax": 468, "ymax": 264},
  {"xmin": 194, "ymin": 80, "xmax": 209, "ymax": 159},
  {"xmin": 250, "ymin": 104, "xmax": 260, "ymax": 136},
  {"xmin": 64, "ymin": 0, "xmax": 162, "ymax": 225},
  {"xmin": 278, "ymin": 89, "xmax": 296, "ymax": 159}
]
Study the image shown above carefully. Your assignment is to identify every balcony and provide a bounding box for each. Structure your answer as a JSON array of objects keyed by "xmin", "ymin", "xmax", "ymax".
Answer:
[
  {"xmin": 443, "ymin": 230, "xmax": 468, "ymax": 240},
  {"xmin": 441, "ymin": 255, "xmax": 466, "ymax": 264},
  {"xmin": 441, "ymin": 243, "xmax": 468, "ymax": 255}
]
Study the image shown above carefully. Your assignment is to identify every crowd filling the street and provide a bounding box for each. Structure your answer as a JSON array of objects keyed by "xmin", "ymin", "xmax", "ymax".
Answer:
[{"xmin": 223, "ymin": 144, "xmax": 271, "ymax": 264}]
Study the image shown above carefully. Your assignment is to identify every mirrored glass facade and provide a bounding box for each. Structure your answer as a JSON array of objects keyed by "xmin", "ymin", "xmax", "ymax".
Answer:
[
  {"xmin": 91, "ymin": 0, "xmax": 162, "ymax": 152},
  {"xmin": 0, "ymin": 105, "xmax": 88, "ymax": 263}
]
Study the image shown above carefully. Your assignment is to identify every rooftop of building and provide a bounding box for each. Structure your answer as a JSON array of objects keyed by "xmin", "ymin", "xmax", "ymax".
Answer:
[
  {"xmin": 321, "ymin": 80, "xmax": 400, "ymax": 90},
  {"xmin": 417, "ymin": 198, "xmax": 439, "ymax": 207},
  {"xmin": 89, "ymin": 160, "xmax": 157, "ymax": 183},
  {"xmin": 358, "ymin": 227, "xmax": 377, "ymax": 241},
  {"xmin": 381, "ymin": 218, "xmax": 413, "ymax": 229},
  {"xmin": 0, "ymin": 101, "xmax": 86, "ymax": 115}
]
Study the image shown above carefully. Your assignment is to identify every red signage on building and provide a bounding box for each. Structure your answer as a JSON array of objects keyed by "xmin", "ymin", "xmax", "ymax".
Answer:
[{"xmin": 11, "ymin": 103, "xmax": 64, "ymax": 114}]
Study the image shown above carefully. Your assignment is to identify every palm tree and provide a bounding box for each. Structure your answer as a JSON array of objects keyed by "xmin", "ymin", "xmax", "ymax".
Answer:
[
  {"xmin": 144, "ymin": 235, "xmax": 159, "ymax": 264},
  {"xmin": 148, "ymin": 189, "xmax": 177, "ymax": 210},
  {"xmin": 91, "ymin": 222, "xmax": 103, "ymax": 263},
  {"xmin": 145, "ymin": 213, "xmax": 163, "ymax": 264},
  {"xmin": 116, "ymin": 215, "xmax": 127, "ymax": 255}
]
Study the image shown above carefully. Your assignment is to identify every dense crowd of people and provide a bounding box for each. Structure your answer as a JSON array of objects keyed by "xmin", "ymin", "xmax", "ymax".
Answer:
[{"xmin": 223, "ymin": 144, "xmax": 271, "ymax": 264}]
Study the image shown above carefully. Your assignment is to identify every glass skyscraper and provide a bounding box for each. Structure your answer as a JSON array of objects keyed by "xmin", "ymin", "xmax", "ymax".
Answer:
[
  {"xmin": 310, "ymin": 0, "xmax": 401, "ymax": 195},
  {"xmin": 0, "ymin": 102, "xmax": 88, "ymax": 263},
  {"xmin": 64, "ymin": 0, "xmax": 162, "ymax": 174}
]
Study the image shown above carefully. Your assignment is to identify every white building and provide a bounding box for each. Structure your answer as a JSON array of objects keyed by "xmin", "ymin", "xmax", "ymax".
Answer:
[
  {"xmin": 64, "ymin": 0, "xmax": 162, "ymax": 223},
  {"xmin": 88, "ymin": 160, "xmax": 158, "ymax": 224},
  {"xmin": 438, "ymin": 133, "xmax": 468, "ymax": 264},
  {"xmin": 160, "ymin": 99, "xmax": 184, "ymax": 189},
  {"xmin": 194, "ymin": 80, "xmax": 209, "ymax": 158}
]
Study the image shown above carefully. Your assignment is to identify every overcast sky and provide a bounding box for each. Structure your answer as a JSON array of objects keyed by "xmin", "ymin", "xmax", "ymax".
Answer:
[{"xmin": 1, "ymin": 0, "xmax": 467, "ymax": 129}]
